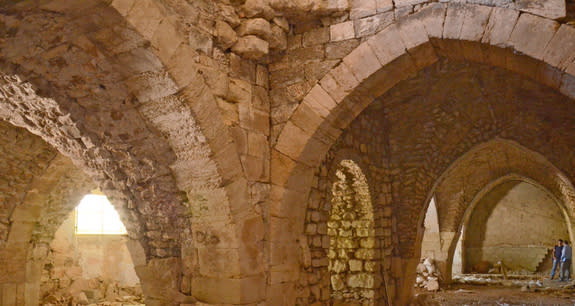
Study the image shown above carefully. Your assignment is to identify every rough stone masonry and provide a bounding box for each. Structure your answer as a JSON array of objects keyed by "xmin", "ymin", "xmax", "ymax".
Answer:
[{"xmin": 0, "ymin": 0, "xmax": 574, "ymax": 305}]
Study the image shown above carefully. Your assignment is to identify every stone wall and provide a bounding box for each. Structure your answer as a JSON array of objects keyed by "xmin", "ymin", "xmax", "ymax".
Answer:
[
  {"xmin": 328, "ymin": 160, "xmax": 378, "ymax": 303},
  {"xmin": 294, "ymin": 58, "xmax": 575, "ymax": 302},
  {"xmin": 0, "ymin": 0, "xmax": 575, "ymax": 304},
  {"xmin": 271, "ymin": 1, "xmax": 575, "ymax": 300},
  {"xmin": 297, "ymin": 107, "xmax": 394, "ymax": 305},
  {"xmin": 465, "ymin": 181, "xmax": 569, "ymax": 272}
]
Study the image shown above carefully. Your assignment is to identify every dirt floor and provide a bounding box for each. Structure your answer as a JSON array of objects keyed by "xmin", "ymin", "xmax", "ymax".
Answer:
[{"xmin": 415, "ymin": 283, "xmax": 575, "ymax": 305}]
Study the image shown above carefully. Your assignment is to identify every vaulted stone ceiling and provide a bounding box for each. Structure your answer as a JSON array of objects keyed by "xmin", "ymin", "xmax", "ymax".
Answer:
[{"xmin": 0, "ymin": 0, "xmax": 574, "ymax": 305}]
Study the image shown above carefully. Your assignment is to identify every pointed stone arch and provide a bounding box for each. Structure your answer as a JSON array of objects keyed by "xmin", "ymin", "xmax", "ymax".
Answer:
[
  {"xmin": 110, "ymin": 1, "xmax": 265, "ymax": 301},
  {"xmin": 425, "ymin": 139, "xmax": 575, "ymax": 282},
  {"xmin": 270, "ymin": 3, "xmax": 575, "ymax": 304},
  {"xmin": 0, "ymin": 0, "xmax": 262, "ymax": 303}
]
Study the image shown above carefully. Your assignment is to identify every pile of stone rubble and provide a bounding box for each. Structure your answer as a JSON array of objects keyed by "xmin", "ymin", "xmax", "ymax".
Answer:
[
  {"xmin": 41, "ymin": 277, "xmax": 144, "ymax": 306},
  {"xmin": 415, "ymin": 257, "xmax": 441, "ymax": 291}
]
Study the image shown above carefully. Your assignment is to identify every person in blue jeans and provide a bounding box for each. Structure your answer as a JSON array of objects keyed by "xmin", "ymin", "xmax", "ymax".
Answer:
[
  {"xmin": 560, "ymin": 240, "xmax": 572, "ymax": 282},
  {"xmin": 551, "ymin": 239, "xmax": 563, "ymax": 280}
]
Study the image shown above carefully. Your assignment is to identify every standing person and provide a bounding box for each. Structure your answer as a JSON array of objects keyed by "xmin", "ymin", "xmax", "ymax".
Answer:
[
  {"xmin": 560, "ymin": 240, "xmax": 572, "ymax": 282},
  {"xmin": 551, "ymin": 239, "xmax": 563, "ymax": 280}
]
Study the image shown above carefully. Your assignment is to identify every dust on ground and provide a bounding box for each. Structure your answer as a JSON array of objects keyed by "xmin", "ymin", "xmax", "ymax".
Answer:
[{"xmin": 415, "ymin": 283, "xmax": 575, "ymax": 305}]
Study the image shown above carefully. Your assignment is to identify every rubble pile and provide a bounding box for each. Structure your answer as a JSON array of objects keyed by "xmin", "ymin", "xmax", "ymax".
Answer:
[
  {"xmin": 415, "ymin": 258, "xmax": 441, "ymax": 291},
  {"xmin": 41, "ymin": 277, "xmax": 144, "ymax": 306}
]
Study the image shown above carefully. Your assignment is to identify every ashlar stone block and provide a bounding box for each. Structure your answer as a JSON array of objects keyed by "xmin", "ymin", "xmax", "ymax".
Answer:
[
  {"xmin": 509, "ymin": 13, "xmax": 559, "ymax": 60},
  {"xmin": 516, "ymin": 0, "xmax": 566, "ymax": 20},
  {"xmin": 367, "ymin": 24, "xmax": 407, "ymax": 65},
  {"xmin": 343, "ymin": 42, "xmax": 383, "ymax": 82},
  {"xmin": 351, "ymin": 0, "xmax": 377, "ymax": 19},
  {"xmin": 349, "ymin": 259, "xmax": 363, "ymax": 271},
  {"xmin": 330, "ymin": 21, "xmax": 355, "ymax": 42},
  {"xmin": 482, "ymin": 7, "xmax": 520, "ymax": 47},
  {"xmin": 459, "ymin": 5, "xmax": 492, "ymax": 42},
  {"xmin": 413, "ymin": 2, "xmax": 447, "ymax": 39},
  {"xmin": 542, "ymin": 25, "xmax": 575, "ymax": 71}
]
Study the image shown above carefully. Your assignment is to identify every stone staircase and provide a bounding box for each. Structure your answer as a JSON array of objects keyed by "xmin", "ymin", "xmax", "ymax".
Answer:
[{"xmin": 536, "ymin": 248, "xmax": 553, "ymax": 273}]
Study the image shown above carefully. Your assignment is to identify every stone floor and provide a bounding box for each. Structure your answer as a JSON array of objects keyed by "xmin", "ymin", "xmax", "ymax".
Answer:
[{"xmin": 415, "ymin": 282, "xmax": 575, "ymax": 305}]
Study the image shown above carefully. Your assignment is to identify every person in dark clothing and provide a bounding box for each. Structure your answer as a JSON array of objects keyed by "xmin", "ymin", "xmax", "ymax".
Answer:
[{"xmin": 551, "ymin": 239, "xmax": 563, "ymax": 280}]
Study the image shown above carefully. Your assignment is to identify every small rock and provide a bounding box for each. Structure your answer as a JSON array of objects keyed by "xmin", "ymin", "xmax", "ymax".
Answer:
[
  {"xmin": 520, "ymin": 285, "xmax": 529, "ymax": 292},
  {"xmin": 425, "ymin": 279, "xmax": 440, "ymax": 292},
  {"xmin": 423, "ymin": 258, "xmax": 436, "ymax": 274},
  {"xmin": 416, "ymin": 263, "xmax": 426, "ymax": 274}
]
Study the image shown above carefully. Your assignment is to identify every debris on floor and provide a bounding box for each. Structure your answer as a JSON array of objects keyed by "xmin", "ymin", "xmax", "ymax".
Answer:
[
  {"xmin": 415, "ymin": 257, "xmax": 441, "ymax": 291},
  {"xmin": 416, "ymin": 282, "xmax": 575, "ymax": 305},
  {"xmin": 41, "ymin": 276, "xmax": 144, "ymax": 306}
]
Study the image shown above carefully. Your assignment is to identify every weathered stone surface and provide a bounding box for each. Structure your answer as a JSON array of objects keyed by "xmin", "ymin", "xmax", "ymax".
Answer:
[
  {"xmin": 415, "ymin": 3, "xmax": 447, "ymax": 39},
  {"xmin": 515, "ymin": 0, "xmax": 566, "ymax": 19},
  {"xmin": 509, "ymin": 13, "xmax": 559, "ymax": 60},
  {"xmin": 482, "ymin": 7, "xmax": 520, "ymax": 47},
  {"xmin": 394, "ymin": 0, "xmax": 427, "ymax": 8},
  {"xmin": 330, "ymin": 21, "xmax": 355, "ymax": 42},
  {"xmin": 367, "ymin": 24, "xmax": 407, "ymax": 65},
  {"xmin": 232, "ymin": 35, "xmax": 270, "ymax": 59},
  {"xmin": 326, "ymin": 39, "xmax": 361, "ymax": 59},
  {"xmin": 542, "ymin": 24, "xmax": 575, "ymax": 70},
  {"xmin": 376, "ymin": 0, "xmax": 393, "ymax": 12},
  {"xmin": 237, "ymin": 18, "xmax": 272, "ymax": 40},
  {"xmin": 215, "ymin": 20, "xmax": 238, "ymax": 49},
  {"xmin": 354, "ymin": 12, "xmax": 394, "ymax": 38},
  {"xmin": 351, "ymin": 0, "xmax": 377, "ymax": 19},
  {"xmin": 343, "ymin": 42, "xmax": 382, "ymax": 82},
  {"xmin": 2, "ymin": 2, "xmax": 575, "ymax": 306},
  {"xmin": 303, "ymin": 27, "xmax": 330, "ymax": 47},
  {"xmin": 243, "ymin": 0, "xmax": 275, "ymax": 19},
  {"xmin": 269, "ymin": 24, "xmax": 288, "ymax": 50}
]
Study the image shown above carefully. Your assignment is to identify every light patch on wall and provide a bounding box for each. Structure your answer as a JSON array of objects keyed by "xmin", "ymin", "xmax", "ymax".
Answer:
[{"xmin": 75, "ymin": 194, "xmax": 127, "ymax": 235}]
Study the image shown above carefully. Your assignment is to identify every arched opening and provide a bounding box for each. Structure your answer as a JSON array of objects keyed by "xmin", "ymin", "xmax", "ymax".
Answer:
[
  {"xmin": 328, "ymin": 159, "xmax": 378, "ymax": 304},
  {"xmin": 414, "ymin": 139, "xmax": 575, "ymax": 286},
  {"xmin": 420, "ymin": 180, "xmax": 572, "ymax": 282},
  {"xmin": 417, "ymin": 197, "xmax": 443, "ymax": 290},
  {"xmin": 273, "ymin": 26, "xmax": 575, "ymax": 301},
  {"xmin": 0, "ymin": 121, "xmax": 153, "ymax": 305},
  {"xmin": 460, "ymin": 180, "xmax": 570, "ymax": 276},
  {"xmin": 421, "ymin": 197, "xmax": 440, "ymax": 260},
  {"xmin": 40, "ymin": 192, "xmax": 144, "ymax": 305}
]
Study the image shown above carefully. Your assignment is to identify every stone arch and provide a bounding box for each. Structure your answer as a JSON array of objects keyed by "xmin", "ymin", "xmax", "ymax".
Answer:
[
  {"xmin": 425, "ymin": 139, "xmax": 575, "ymax": 281},
  {"xmin": 298, "ymin": 147, "xmax": 389, "ymax": 305},
  {"xmin": 271, "ymin": 3, "xmax": 575, "ymax": 303},
  {"xmin": 0, "ymin": 1, "xmax": 260, "ymax": 304},
  {"xmin": 458, "ymin": 176, "xmax": 572, "ymax": 274},
  {"xmin": 0, "ymin": 121, "xmax": 62, "ymax": 302},
  {"xmin": 109, "ymin": 1, "xmax": 265, "ymax": 301},
  {"xmin": 0, "ymin": 122, "xmax": 149, "ymax": 304}
]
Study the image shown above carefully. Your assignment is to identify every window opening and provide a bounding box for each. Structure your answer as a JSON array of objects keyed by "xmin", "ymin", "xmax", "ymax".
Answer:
[{"xmin": 75, "ymin": 194, "xmax": 127, "ymax": 235}]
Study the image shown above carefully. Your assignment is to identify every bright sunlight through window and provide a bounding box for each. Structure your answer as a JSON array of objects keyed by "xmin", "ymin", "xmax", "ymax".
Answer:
[{"xmin": 75, "ymin": 194, "xmax": 127, "ymax": 235}]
